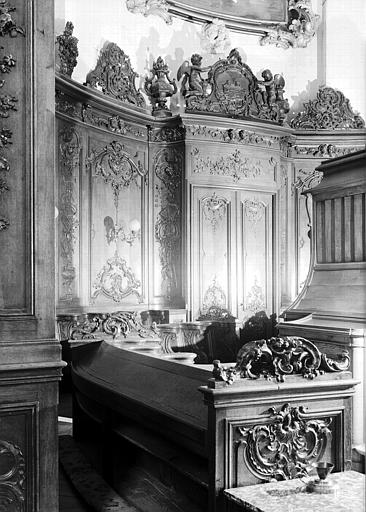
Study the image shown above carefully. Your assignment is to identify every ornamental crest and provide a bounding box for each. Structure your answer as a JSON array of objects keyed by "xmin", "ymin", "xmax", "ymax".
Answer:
[
  {"xmin": 290, "ymin": 86, "xmax": 365, "ymax": 129},
  {"xmin": 236, "ymin": 404, "xmax": 331, "ymax": 481},
  {"xmin": 178, "ymin": 49, "xmax": 289, "ymax": 125},
  {"xmin": 85, "ymin": 43, "xmax": 146, "ymax": 108}
]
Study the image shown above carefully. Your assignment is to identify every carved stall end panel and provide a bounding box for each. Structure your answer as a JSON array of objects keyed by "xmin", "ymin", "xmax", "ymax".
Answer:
[
  {"xmin": 86, "ymin": 139, "xmax": 147, "ymax": 305},
  {"xmin": 226, "ymin": 403, "xmax": 343, "ymax": 489}
]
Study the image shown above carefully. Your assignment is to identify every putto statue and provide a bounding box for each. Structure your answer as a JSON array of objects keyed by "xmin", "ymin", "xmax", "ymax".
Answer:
[
  {"xmin": 144, "ymin": 56, "xmax": 177, "ymax": 117},
  {"xmin": 177, "ymin": 53, "xmax": 211, "ymax": 99}
]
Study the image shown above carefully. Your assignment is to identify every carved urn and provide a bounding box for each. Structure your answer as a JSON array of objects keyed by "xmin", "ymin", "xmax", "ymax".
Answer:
[{"xmin": 144, "ymin": 56, "xmax": 177, "ymax": 117}]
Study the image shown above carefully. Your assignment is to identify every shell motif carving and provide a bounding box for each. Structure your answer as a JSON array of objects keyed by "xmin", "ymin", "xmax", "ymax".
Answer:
[
  {"xmin": 85, "ymin": 42, "xmax": 146, "ymax": 108},
  {"xmin": 290, "ymin": 86, "xmax": 365, "ymax": 130},
  {"xmin": 0, "ymin": 439, "xmax": 25, "ymax": 511},
  {"xmin": 236, "ymin": 404, "xmax": 332, "ymax": 481}
]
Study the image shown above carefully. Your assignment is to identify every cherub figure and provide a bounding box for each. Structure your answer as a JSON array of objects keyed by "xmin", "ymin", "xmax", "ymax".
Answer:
[
  {"xmin": 258, "ymin": 69, "xmax": 276, "ymax": 106},
  {"xmin": 177, "ymin": 53, "xmax": 211, "ymax": 98}
]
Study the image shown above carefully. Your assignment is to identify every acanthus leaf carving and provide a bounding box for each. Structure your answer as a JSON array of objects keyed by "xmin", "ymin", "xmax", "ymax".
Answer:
[
  {"xmin": 236, "ymin": 404, "xmax": 331, "ymax": 482},
  {"xmin": 92, "ymin": 252, "xmax": 143, "ymax": 303},
  {"xmin": 261, "ymin": 0, "xmax": 320, "ymax": 49},
  {"xmin": 0, "ymin": 439, "xmax": 25, "ymax": 510},
  {"xmin": 290, "ymin": 86, "xmax": 365, "ymax": 130},
  {"xmin": 55, "ymin": 21, "xmax": 79, "ymax": 77},
  {"xmin": 85, "ymin": 42, "xmax": 146, "ymax": 108}
]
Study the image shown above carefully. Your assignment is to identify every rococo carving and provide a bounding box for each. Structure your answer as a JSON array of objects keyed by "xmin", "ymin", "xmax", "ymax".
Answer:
[
  {"xmin": 125, "ymin": 0, "xmax": 172, "ymax": 25},
  {"xmin": 202, "ymin": 277, "xmax": 227, "ymax": 312},
  {"xmin": 55, "ymin": 21, "xmax": 79, "ymax": 77},
  {"xmin": 0, "ymin": 0, "xmax": 25, "ymax": 37},
  {"xmin": 92, "ymin": 252, "xmax": 143, "ymax": 303},
  {"xmin": 177, "ymin": 49, "xmax": 289, "ymax": 125},
  {"xmin": 236, "ymin": 404, "xmax": 331, "ymax": 481},
  {"xmin": 290, "ymin": 86, "xmax": 365, "ymax": 130},
  {"xmin": 213, "ymin": 336, "xmax": 350, "ymax": 384},
  {"xmin": 186, "ymin": 124, "xmax": 280, "ymax": 148},
  {"xmin": 292, "ymin": 168, "xmax": 323, "ymax": 194},
  {"xmin": 202, "ymin": 193, "xmax": 228, "ymax": 231},
  {"xmin": 245, "ymin": 278, "xmax": 266, "ymax": 313},
  {"xmin": 58, "ymin": 126, "xmax": 80, "ymax": 301},
  {"xmin": 292, "ymin": 143, "xmax": 363, "ymax": 158},
  {"xmin": 191, "ymin": 147, "xmax": 265, "ymax": 182},
  {"xmin": 85, "ymin": 42, "xmax": 146, "ymax": 108},
  {"xmin": 261, "ymin": 0, "xmax": 320, "ymax": 49},
  {"xmin": 200, "ymin": 18, "xmax": 231, "ymax": 55},
  {"xmin": 0, "ymin": 439, "xmax": 25, "ymax": 511},
  {"xmin": 144, "ymin": 56, "xmax": 177, "ymax": 117}
]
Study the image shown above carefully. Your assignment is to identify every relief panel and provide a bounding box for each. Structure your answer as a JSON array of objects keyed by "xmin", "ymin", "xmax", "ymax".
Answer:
[
  {"xmin": 152, "ymin": 145, "xmax": 183, "ymax": 303},
  {"xmin": 86, "ymin": 135, "xmax": 147, "ymax": 305},
  {"xmin": 238, "ymin": 191, "xmax": 273, "ymax": 320}
]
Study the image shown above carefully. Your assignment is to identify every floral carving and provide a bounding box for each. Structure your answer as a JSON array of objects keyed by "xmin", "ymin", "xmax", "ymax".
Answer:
[
  {"xmin": 149, "ymin": 125, "xmax": 185, "ymax": 142},
  {"xmin": 192, "ymin": 147, "xmax": 264, "ymax": 182},
  {"xmin": 290, "ymin": 86, "xmax": 365, "ymax": 130},
  {"xmin": 92, "ymin": 252, "xmax": 142, "ymax": 303},
  {"xmin": 55, "ymin": 21, "xmax": 79, "ymax": 77},
  {"xmin": 202, "ymin": 193, "xmax": 227, "ymax": 231},
  {"xmin": 236, "ymin": 404, "xmax": 331, "ymax": 481},
  {"xmin": 126, "ymin": 0, "xmax": 172, "ymax": 24},
  {"xmin": 0, "ymin": 439, "xmax": 25, "ymax": 510},
  {"xmin": 0, "ymin": 0, "xmax": 25, "ymax": 37},
  {"xmin": 186, "ymin": 124, "xmax": 280, "ymax": 148},
  {"xmin": 202, "ymin": 277, "xmax": 227, "ymax": 311},
  {"xmin": 85, "ymin": 43, "xmax": 146, "ymax": 108},
  {"xmin": 292, "ymin": 143, "xmax": 363, "ymax": 158},
  {"xmin": 0, "ymin": 92, "xmax": 17, "ymax": 117},
  {"xmin": 58, "ymin": 126, "xmax": 80, "ymax": 301},
  {"xmin": 245, "ymin": 278, "xmax": 266, "ymax": 313},
  {"xmin": 243, "ymin": 199, "xmax": 266, "ymax": 223},
  {"xmin": 261, "ymin": 0, "xmax": 320, "ymax": 49}
]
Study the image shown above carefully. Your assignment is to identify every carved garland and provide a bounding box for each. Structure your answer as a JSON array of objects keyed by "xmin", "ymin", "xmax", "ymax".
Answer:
[
  {"xmin": 186, "ymin": 125, "xmax": 280, "ymax": 148},
  {"xmin": 58, "ymin": 126, "xmax": 80, "ymax": 301},
  {"xmin": 213, "ymin": 336, "xmax": 350, "ymax": 384},
  {"xmin": 290, "ymin": 86, "xmax": 365, "ymax": 130},
  {"xmin": 85, "ymin": 42, "xmax": 146, "ymax": 108},
  {"xmin": 191, "ymin": 147, "xmax": 265, "ymax": 182},
  {"xmin": 0, "ymin": 439, "xmax": 25, "ymax": 511},
  {"xmin": 0, "ymin": 1, "xmax": 24, "ymax": 232},
  {"xmin": 236, "ymin": 404, "xmax": 331, "ymax": 481},
  {"xmin": 292, "ymin": 143, "xmax": 363, "ymax": 158},
  {"xmin": 55, "ymin": 21, "xmax": 78, "ymax": 77}
]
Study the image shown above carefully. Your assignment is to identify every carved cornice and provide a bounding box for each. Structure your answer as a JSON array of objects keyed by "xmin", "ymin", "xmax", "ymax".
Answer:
[
  {"xmin": 55, "ymin": 21, "xmax": 79, "ymax": 77},
  {"xmin": 186, "ymin": 124, "xmax": 281, "ymax": 148},
  {"xmin": 290, "ymin": 86, "xmax": 365, "ymax": 130},
  {"xmin": 85, "ymin": 43, "xmax": 146, "ymax": 108},
  {"xmin": 179, "ymin": 49, "xmax": 289, "ymax": 125},
  {"xmin": 292, "ymin": 143, "xmax": 364, "ymax": 158},
  {"xmin": 58, "ymin": 126, "xmax": 80, "ymax": 301},
  {"xmin": 57, "ymin": 310, "xmax": 159, "ymax": 341},
  {"xmin": 236, "ymin": 404, "xmax": 331, "ymax": 481},
  {"xmin": 92, "ymin": 252, "xmax": 143, "ymax": 303},
  {"xmin": 126, "ymin": 0, "xmax": 172, "ymax": 24},
  {"xmin": 213, "ymin": 336, "xmax": 350, "ymax": 384},
  {"xmin": 0, "ymin": 439, "xmax": 25, "ymax": 510},
  {"xmin": 261, "ymin": 0, "xmax": 320, "ymax": 49},
  {"xmin": 191, "ymin": 147, "xmax": 271, "ymax": 182}
]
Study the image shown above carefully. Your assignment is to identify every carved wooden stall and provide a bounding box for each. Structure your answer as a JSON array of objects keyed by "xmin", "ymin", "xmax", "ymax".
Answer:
[{"xmin": 71, "ymin": 338, "xmax": 357, "ymax": 512}]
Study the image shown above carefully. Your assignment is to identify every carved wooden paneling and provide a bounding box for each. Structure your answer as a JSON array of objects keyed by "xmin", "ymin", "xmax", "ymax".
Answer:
[
  {"xmin": 225, "ymin": 405, "xmax": 342, "ymax": 489},
  {"xmin": 238, "ymin": 191, "xmax": 273, "ymax": 317},
  {"xmin": 151, "ymin": 145, "xmax": 184, "ymax": 304}
]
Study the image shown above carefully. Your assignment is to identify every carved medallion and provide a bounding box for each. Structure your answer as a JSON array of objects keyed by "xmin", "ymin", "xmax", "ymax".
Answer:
[
  {"xmin": 55, "ymin": 21, "xmax": 79, "ymax": 77},
  {"xmin": 290, "ymin": 86, "xmax": 365, "ymax": 129},
  {"xmin": 202, "ymin": 193, "xmax": 228, "ymax": 231},
  {"xmin": 85, "ymin": 43, "xmax": 146, "ymax": 108},
  {"xmin": 236, "ymin": 404, "xmax": 331, "ymax": 481},
  {"xmin": 0, "ymin": 439, "xmax": 25, "ymax": 511},
  {"xmin": 92, "ymin": 252, "xmax": 142, "ymax": 303}
]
